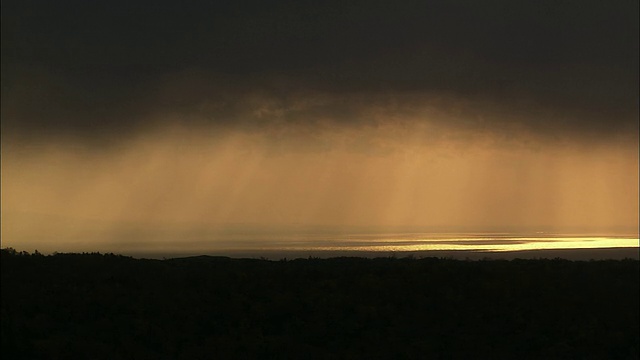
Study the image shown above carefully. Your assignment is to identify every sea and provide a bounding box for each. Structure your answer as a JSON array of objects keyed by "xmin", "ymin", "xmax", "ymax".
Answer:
[{"xmin": 121, "ymin": 230, "xmax": 640, "ymax": 260}]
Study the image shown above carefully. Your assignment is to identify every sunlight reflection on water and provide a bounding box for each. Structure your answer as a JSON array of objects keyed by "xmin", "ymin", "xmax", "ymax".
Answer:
[
  {"xmin": 271, "ymin": 235, "xmax": 639, "ymax": 252},
  {"xmin": 113, "ymin": 231, "xmax": 640, "ymax": 259}
]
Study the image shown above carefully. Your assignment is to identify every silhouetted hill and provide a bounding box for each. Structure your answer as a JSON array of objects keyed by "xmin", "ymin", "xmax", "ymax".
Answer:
[{"xmin": 2, "ymin": 249, "xmax": 638, "ymax": 359}]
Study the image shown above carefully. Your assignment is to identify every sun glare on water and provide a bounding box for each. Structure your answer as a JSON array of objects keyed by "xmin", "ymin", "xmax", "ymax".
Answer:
[{"xmin": 280, "ymin": 235, "xmax": 640, "ymax": 253}]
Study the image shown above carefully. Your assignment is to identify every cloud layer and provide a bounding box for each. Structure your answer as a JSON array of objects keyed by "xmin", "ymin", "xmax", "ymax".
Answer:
[{"xmin": 2, "ymin": 0, "xmax": 638, "ymax": 142}]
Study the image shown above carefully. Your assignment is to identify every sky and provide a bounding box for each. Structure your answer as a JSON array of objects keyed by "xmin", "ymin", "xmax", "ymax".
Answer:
[{"xmin": 2, "ymin": 0, "xmax": 638, "ymax": 253}]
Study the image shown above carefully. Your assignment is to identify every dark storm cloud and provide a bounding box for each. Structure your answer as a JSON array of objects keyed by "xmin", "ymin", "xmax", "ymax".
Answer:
[{"xmin": 2, "ymin": 0, "xmax": 638, "ymax": 140}]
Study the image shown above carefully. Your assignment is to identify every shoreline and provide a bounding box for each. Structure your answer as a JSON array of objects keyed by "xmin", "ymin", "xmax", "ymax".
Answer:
[{"xmin": 125, "ymin": 246, "xmax": 639, "ymax": 261}]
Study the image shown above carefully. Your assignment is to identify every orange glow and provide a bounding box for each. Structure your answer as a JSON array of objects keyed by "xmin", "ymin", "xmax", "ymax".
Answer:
[{"xmin": 2, "ymin": 111, "xmax": 638, "ymax": 254}]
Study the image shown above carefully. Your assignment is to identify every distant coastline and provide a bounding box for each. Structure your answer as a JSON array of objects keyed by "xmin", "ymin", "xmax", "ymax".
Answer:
[{"xmin": 115, "ymin": 246, "xmax": 639, "ymax": 261}]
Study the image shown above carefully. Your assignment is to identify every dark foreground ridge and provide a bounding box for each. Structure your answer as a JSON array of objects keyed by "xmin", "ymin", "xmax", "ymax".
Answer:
[{"xmin": 2, "ymin": 249, "xmax": 638, "ymax": 359}]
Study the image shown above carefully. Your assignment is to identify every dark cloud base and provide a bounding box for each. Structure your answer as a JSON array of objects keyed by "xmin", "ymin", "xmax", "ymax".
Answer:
[{"xmin": 2, "ymin": 0, "xmax": 638, "ymax": 144}]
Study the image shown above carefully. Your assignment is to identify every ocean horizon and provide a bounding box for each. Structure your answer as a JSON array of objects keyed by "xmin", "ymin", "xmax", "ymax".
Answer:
[{"xmin": 100, "ymin": 231, "xmax": 640, "ymax": 260}]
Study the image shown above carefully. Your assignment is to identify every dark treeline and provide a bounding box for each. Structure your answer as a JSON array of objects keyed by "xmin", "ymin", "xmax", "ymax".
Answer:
[{"xmin": 1, "ymin": 248, "xmax": 638, "ymax": 359}]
